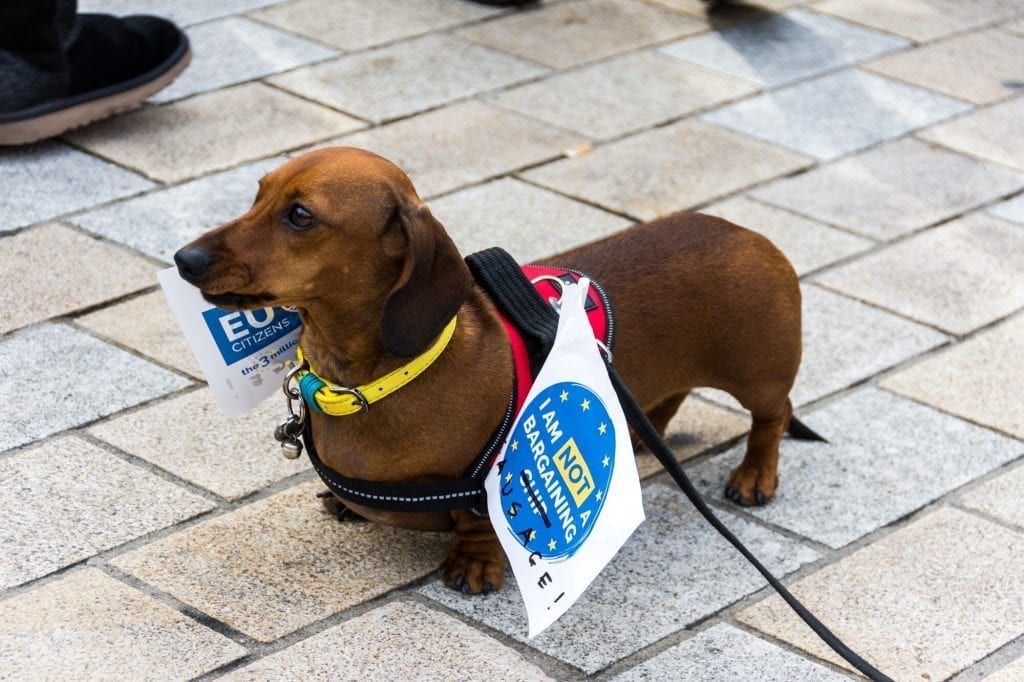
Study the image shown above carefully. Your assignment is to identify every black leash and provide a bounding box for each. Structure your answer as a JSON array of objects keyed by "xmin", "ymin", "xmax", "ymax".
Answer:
[
  {"xmin": 608, "ymin": 365, "xmax": 890, "ymax": 681},
  {"xmin": 468, "ymin": 248, "xmax": 892, "ymax": 682}
]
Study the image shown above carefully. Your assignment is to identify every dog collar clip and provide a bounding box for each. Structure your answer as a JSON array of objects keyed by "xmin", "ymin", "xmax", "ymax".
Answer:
[{"xmin": 293, "ymin": 315, "xmax": 458, "ymax": 416}]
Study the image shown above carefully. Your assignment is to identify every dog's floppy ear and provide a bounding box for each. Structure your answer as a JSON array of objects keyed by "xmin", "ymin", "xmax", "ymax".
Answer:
[{"xmin": 381, "ymin": 202, "xmax": 473, "ymax": 358}]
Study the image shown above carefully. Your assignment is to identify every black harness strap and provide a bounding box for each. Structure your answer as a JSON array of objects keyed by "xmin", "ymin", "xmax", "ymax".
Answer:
[{"xmin": 472, "ymin": 248, "xmax": 892, "ymax": 682}]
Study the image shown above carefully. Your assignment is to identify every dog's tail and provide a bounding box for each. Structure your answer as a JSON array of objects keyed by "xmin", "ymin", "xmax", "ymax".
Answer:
[{"xmin": 787, "ymin": 415, "xmax": 828, "ymax": 442}]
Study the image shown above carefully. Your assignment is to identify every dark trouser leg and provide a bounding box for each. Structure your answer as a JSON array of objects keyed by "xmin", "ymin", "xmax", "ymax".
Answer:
[{"xmin": 0, "ymin": 0, "xmax": 77, "ymax": 111}]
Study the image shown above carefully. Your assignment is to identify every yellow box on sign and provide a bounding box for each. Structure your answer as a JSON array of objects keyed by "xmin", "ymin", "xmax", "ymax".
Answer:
[{"xmin": 553, "ymin": 437, "xmax": 595, "ymax": 507}]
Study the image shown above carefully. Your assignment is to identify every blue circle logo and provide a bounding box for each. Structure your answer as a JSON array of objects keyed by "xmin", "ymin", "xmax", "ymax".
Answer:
[{"xmin": 497, "ymin": 381, "xmax": 615, "ymax": 561}]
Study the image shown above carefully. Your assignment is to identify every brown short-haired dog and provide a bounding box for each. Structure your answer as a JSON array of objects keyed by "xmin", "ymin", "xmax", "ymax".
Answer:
[{"xmin": 174, "ymin": 147, "xmax": 804, "ymax": 595}]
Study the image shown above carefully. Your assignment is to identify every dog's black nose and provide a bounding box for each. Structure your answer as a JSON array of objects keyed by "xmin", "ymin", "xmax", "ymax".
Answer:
[{"xmin": 174, "ymin": 247, "xmax": 211, "ymax": 283}]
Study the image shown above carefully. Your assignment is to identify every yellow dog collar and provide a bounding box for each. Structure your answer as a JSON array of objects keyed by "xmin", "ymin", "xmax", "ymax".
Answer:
[{"xmin": 294, "ymin": 315, "xmax": 457, "ymax": 416}]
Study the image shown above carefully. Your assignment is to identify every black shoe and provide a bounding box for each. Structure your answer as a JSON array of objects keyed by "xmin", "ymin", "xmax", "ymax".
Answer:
[{"xmin": 0, "ymin": 14, "xmax": 190, "ymax": 145}]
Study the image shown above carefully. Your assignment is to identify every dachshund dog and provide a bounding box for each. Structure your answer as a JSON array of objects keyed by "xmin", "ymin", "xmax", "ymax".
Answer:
[{"xmin": 174, "ymin": 147, "xmax": 804, "ymax": 595}]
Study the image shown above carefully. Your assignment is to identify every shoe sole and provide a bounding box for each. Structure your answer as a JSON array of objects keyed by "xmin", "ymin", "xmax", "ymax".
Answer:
[{"xmin": 0, "ymin": 46, "xmax": 192, "ymax": 146}]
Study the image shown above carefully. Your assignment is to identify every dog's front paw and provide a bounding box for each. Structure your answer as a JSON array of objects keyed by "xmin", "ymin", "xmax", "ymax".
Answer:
[
  {"xmin": 316, "ymin": 490, "xmax": 366, "ymax": 522},
  {"xmin": 725, "ymin": 464, "xmax": 778, "ymax": 507},
  {"xmin": 442, "ymin": 545, "xmax": 505, "ymax": 596}
]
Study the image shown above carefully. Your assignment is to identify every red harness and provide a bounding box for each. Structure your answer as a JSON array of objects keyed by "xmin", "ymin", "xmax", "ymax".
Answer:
[{"xmin": 497, "ymin": 265, "xmax": 614, "ymax": 415}]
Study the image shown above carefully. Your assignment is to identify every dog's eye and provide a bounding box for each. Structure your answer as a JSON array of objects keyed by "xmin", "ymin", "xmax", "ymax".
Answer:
[{"xmin": 286, "ymin": 205, "xmax": 316, "ymax": 231}]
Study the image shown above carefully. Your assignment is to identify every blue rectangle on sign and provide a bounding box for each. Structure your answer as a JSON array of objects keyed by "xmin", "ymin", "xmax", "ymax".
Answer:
[{"xmin": 201, "ymin": 307, "xmax": 302, "ymax": 366}]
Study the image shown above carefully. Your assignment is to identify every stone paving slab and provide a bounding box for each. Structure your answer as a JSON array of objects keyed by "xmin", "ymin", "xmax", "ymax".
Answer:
[
  {"xmin": 429, "ymin": 178, "xmax": 631, "ymax": 263},
  {"xmin": 523, "ymin": 119, "xmax": 811, "ymax": 220},
  {"xmin": 660, "ymin": 8, "xmax": 907, "ymax": 87},
  {"xmin": 688, "ymin": 388, "xmax": 1022, "ymax": 548},
  {"xmin": 66, "ymin": 83, "xmax": 363, "ymax": 183},
  {"xmin": 986, "ymin": 656, "xmax": 1024, "ymax": 681},
  {"xmin": 457, "ymin": 0, "xmax": 706, "ymax": 69},
  {"xmin": 334, "ymin": 100, "xmax": 583, "ymax": 198},
  {"xmin": 72, "ymin": 157, "xmax": 281, "ymax": 262},
  {"xmin": 815, "ymin": 213, "xmax": 1024, "ymax": 335},
  {"xmin": 0, "ymin": 142, "xmax": 152, "ymax": 233},
  {"xmin": 0, "ymin": 324, "xmax": 189, "ymax": 452},
  {"xmin": 813, "ymin": 0, "xmax": 1024, "ymax": 42},
  {"xmin": 752, "ymin": 137, "xmax": 1024, "ymax": 241},
  {"xmin": 919, "ymin": 96, "xmax": 1024, "ymax": 172},
  {"xmin": 790, "ymin": 285, "xmax": 947, "ymax": 407},
  {"xmin": 488, "ymin": 50, "xmax": 756, "ymax": 141},
  {"xmin": 653, "ymin": 0, "xmax": 805, "ymax": 12},
  {"xmin": 150, "ymin": 16, "xmax": 339, "ymax": 104},
  {"xmin": 90, "ymin": 388, "xmax": 308, "ymax": 501},
  {"xmin": 422, "ymin": 484, "xmax": 819, "ymax": 674},
  {"xmin": 253, "ymin": 0, "xmax": 499, "ymax": 52},
  {"xmin": 112, "ymin": 481, "xmax": 449, "ymax": 642},
  {"xmin": 738, "ymin": 508, "xmax": 1024, "ymax": 680},
  {"xmin": 1007, "ymin": 17, "xmax": 1024, "ymax": 36},
  {"xmin": 881, "ymin": 314, "xmax": 1024, "ymax": 440},
  {"xmin": 223, "ymin": 601, "xmax": 551, "ymax": 681},
  {"xmin": 79, "ymin": 0, "xmax": 283, "ymax": 26},
  {"xmin": 75, "ymin": 290, "xmax": 202, "ymax": 377},
  {"xmin": 270, "ymin": 33, "xmax": 545, "ymax": 124},
  {"xmin": 701, "ymin": 196, "xmax": 873, "ymax": 274},
  {"xmin": 0, "ymin": 223, "xmax": 155, "ymax": 335},
  {"xmin": 703, "ymin": 69, "xmax": 971, "ymax": 160},
  {"xmin": 0, "ymin": 568, "xmax": 246, "ymax": 679},
  {"xmin": 990, "ymin": 193, "xmax": 1024, "ymax": 224},
  {"xmin": 0, "ymin": 436, "xmax": 213, "ymax": 589},
  {"xmin": 612, "ymin": 623, "xmax": 846, "ymax": 681},
  {"xmin": 865, "ymin": 28, "xmax": 1024, "ymax": 105},
  {"xmin": 960, "ymin": 463, "xmax": 1024, "ymax": 530},
  {"xmin": 637, "ymin": 398, "xmax": 750, "ymax": 479}
]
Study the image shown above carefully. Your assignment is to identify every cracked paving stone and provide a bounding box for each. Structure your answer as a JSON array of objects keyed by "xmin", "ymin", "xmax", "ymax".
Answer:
[
  {"xmin": 688, "ymin": 388, "xmax": 1022, "ymax": 548},
  {"xmin": 738, "ymin": 508, "xmax": 1024, "ymax": 680},
  {"xmin": 0, "ymin": 437, "xmax": 213, "ymax": 589},
  {"xmin": 421, "ymin": 483, "xmax": 819, "ymax": 674},
  {"xmin": 0, "ymin": 568, "xmax": 246, "ymax": 678}
]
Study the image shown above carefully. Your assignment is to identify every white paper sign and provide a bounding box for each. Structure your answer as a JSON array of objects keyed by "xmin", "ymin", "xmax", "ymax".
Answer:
[
  {"xmin": 157, "ymin": 267, "xmax": 302, "ymax": 417},
  {"xmin": 485, "ymin": 279, "xmax": 645, "ymax": 638}
]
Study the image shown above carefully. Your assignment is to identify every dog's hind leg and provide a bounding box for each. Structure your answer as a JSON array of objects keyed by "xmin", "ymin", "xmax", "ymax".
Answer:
[
  {"xmin": 645, "ymin": 391, "xmax": 689, "ymax": 437},
  {"xmin": 725, "ymin": 388, "xmax": 792, "ymax": 507}
]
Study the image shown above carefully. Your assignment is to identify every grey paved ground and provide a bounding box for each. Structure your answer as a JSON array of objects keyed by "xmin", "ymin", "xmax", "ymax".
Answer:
[{"xmin": 2, "ymin": 1, "xmax": 1024, "ymax": 679}]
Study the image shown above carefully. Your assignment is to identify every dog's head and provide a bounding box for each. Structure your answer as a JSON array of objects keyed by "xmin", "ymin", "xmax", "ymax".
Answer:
[{"xmin": 174, "ymin": 147, "xmax": 473, "ymax": 357}]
